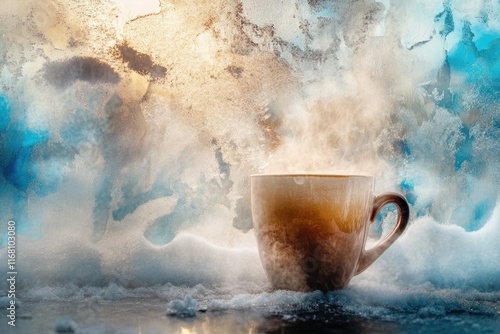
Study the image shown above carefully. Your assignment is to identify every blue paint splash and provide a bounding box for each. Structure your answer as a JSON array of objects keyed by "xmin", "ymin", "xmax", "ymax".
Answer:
[
  {"xmin": 399, "ymin": 14, "xmax": 500, "ymax": 231},
  {"xmin": 434, "ymin": 1, "xmax": 454, "ymax": 37},
  {"xmin": 0, "ymin": 94, "xmax": 51, "ymax": 242}
]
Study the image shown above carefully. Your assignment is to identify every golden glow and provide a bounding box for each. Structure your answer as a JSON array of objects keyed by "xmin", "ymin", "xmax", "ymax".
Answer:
[{"xmin": 180, "ymin": 326, "xmax": 195, "ymax": 334}]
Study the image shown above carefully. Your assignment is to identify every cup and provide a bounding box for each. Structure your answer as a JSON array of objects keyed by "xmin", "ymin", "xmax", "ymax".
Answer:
[{"xmin": 251, "ymin": 174, "xmax": 409, "ymax": 291}]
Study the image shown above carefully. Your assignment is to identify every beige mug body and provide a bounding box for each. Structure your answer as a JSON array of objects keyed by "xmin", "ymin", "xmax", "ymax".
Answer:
[{"xmin": 251, "ymin": 174, "xmax": 409, "ymax": 292}]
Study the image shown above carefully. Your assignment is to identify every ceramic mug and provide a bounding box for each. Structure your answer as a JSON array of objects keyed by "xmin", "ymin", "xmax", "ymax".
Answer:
[{"xmin": 251, "ymin": 174, "xmax": 410, "ymax": 291}]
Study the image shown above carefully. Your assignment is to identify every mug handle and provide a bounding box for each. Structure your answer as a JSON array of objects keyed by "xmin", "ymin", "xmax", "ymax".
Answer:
[{"xmin": 355, "ymin": 193, "xmax": 410, "ymax": 275}]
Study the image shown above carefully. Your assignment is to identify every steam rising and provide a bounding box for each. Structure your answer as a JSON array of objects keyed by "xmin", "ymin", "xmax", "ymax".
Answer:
[{"xmin": 0, "ymin": 0, "xmax": 499, "ymax": 315}]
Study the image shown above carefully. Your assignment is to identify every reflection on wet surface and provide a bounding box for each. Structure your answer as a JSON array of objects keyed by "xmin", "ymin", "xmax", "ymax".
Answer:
[{"xmin": 2, "ymin": 297, "xmax": 499, "ymax": 334}]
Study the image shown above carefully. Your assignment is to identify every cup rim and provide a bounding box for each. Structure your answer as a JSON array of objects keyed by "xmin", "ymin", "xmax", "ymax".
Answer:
[{"xmin": 251, "ymin": 173, "xmax": 373, "ymax": 179}]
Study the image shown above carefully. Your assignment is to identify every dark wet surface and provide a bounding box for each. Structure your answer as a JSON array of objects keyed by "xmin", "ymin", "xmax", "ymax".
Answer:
[{"xmin": 1, "ymin": 297, "xmax": 499, "ymax": 334}]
